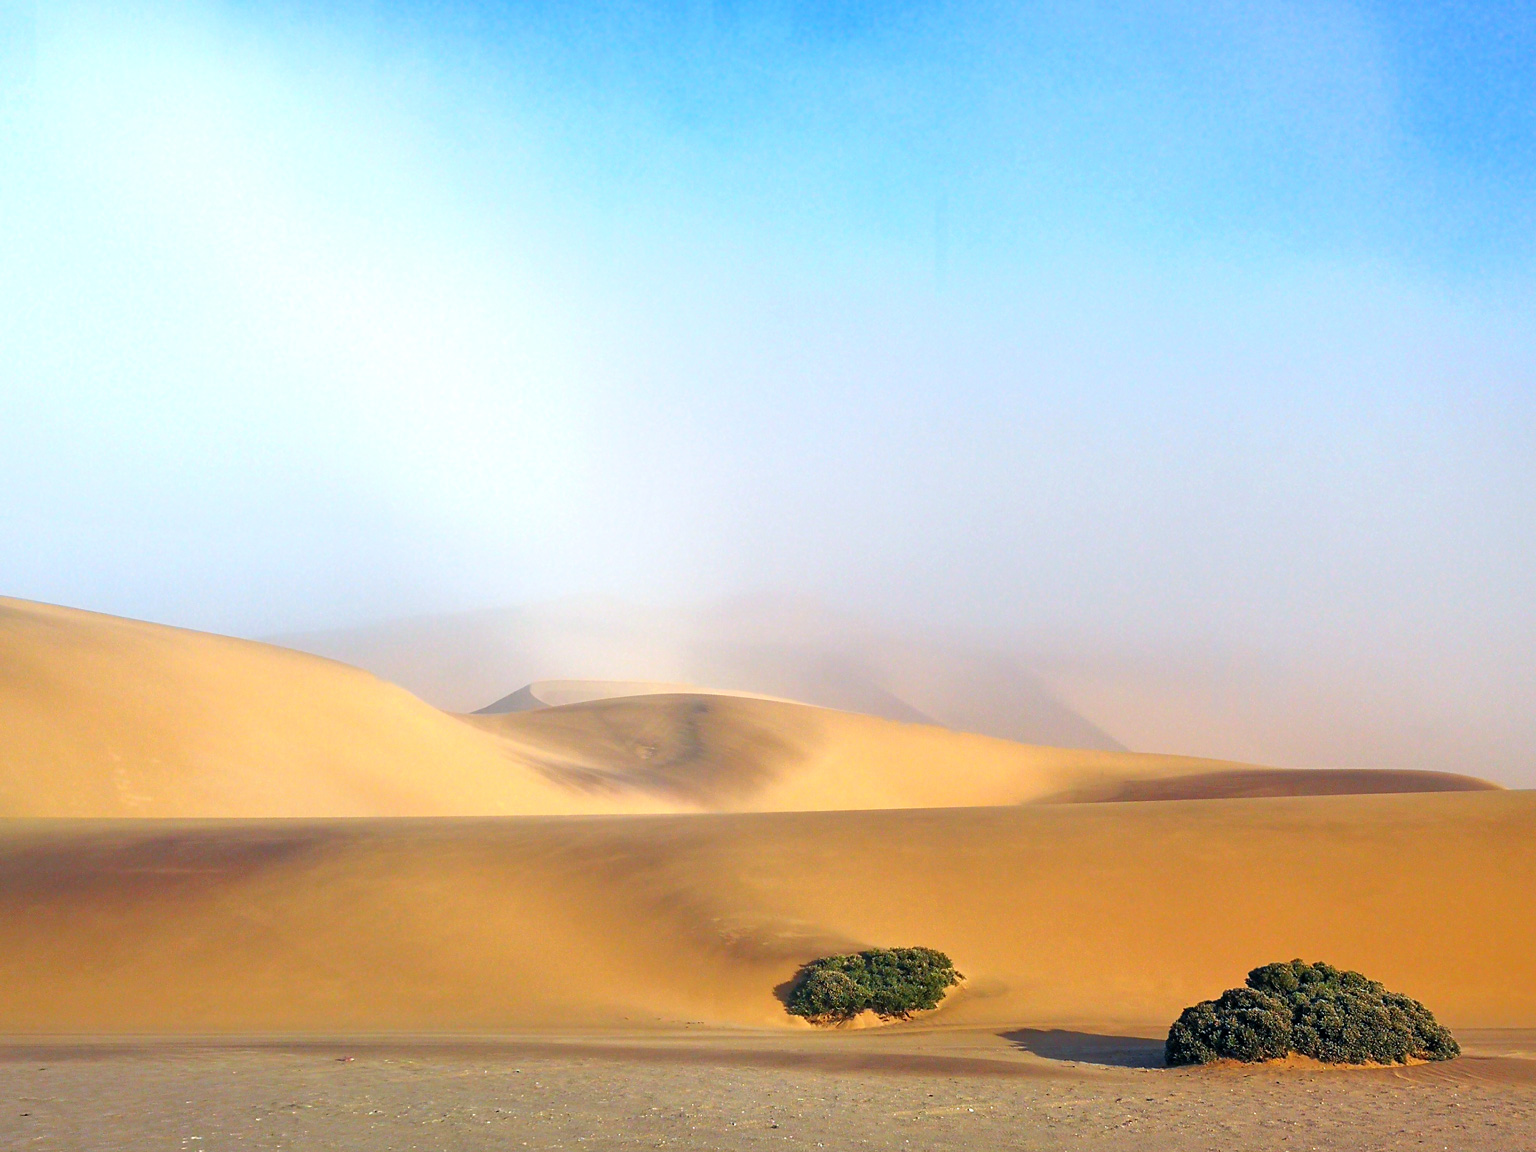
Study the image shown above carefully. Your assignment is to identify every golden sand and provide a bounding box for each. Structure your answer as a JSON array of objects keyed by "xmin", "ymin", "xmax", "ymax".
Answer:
[{"xmin": 0, "ymin": 596, "xmax": 1525, "ymax": 1040}]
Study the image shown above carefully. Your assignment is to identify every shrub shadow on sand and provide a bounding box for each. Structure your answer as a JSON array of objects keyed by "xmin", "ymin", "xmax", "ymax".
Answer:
[{"xmin": 1003, "ymin": 1029, "xmax": 1166, "ymax": 1068}]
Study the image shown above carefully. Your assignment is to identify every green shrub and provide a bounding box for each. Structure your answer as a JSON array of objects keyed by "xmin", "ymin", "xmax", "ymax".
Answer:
[
  {"xmin": 786, "ymin": 947, "xmax": 962, "ymax": 1023},
  {"xmin": 789, "ymin": 966, "xmax": 867, "ymax": 1020},
  {"xmin": 1166, "ymin": 960, "xmax": 1460, "ymax": 1066},
  {"xmin": 1165, "ymin": 987, "xmax": 1293, "ymax": 1065}
]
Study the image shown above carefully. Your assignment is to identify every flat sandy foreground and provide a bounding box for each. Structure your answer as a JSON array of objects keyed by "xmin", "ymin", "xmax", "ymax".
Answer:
[{"xmin": 2, "ymin": 1029, "xmax": 1534, "ymax": 1151}]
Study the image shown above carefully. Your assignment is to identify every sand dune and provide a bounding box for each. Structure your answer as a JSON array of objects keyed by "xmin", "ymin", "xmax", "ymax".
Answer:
[
  {"xmin": 10, "ymin": 597, "xmax": 1494, "ymax": 817},
  {"xmin": 0, "ymin": 597, "xmax": 1528, "ymax": 1044},
  {"xmin": 273, "ymin": 597, "xmax": 1536, "ymax": 786},
  {"xmin": 273, "ymin": 596, "xmax": 1129, "ymax": 751},
  {"xmin": 0, "ymin": 791, "xmax": 1529, "ymax": 1034},
  {"xmin": 468, "ymin": 694, "xmax": 1498, "ymax": 810},
  {"xmin": 0, "ymin": 598, "xmax": 635, "ymax": 819},
  {"xmin": 464, "ymin": 693, "xmax": 1253, "ymax": 810}
]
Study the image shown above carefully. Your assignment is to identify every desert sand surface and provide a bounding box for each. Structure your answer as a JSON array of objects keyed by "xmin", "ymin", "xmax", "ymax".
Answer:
[
  {"xmin": 1, "ymin": 598, "xmax": 1496, "ymax": 817},
  {"xmin": 1, "ymin": 1032, "xmax": 1533, "ymax": 1151},
  {"xmin": 5, "ymin": 596, "xmax": 1533, "ymax": 1149},
  {"xmin": 0, "ymin": 792, "xmax": 1530, "ymax": 1034}
]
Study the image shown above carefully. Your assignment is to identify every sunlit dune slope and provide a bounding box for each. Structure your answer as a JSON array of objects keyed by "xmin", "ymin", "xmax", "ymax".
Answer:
[
  {"xmin": 0, "ymin": 598, "xmax": 631, "ymax": 818},
  {"xmin": 0, "ymin": 598, "xmax": 1499, "ymax": 815},
  {"xmin": 0, "ymin": 791, "xmax": 1529, "ymax": 1034}
]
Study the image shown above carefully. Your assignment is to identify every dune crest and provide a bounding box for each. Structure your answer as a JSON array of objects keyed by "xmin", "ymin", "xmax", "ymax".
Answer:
[{"xmin": 478, "ymin": 679, "xmax": 804, "ymax": 713}]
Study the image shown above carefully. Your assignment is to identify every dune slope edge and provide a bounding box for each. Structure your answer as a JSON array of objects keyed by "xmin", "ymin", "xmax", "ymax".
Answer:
[{"xmin": 0, "ymin": 791, "xmax": 1529, "ymax": 1035}]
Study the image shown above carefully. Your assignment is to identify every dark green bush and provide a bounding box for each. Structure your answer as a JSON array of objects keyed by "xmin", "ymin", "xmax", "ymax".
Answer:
[
  {"xmin": 786, "ymin": 947, "xmax": 962, "ymax": 1023},
  {"xmin": 1166, "ymin": 960, "xmax": 1460, "ymax": 1066},
  {"xmin": 1165, "ymin": 987, "xmax": 1293, "ymax": 1065},
  {"xmin": 789, "ymin": 966, "xmax": 867, "ymax": 1021}
]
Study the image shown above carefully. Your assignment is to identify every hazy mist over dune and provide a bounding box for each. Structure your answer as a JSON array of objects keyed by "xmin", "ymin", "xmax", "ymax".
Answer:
[
  {"xmin": 3, "ymin": 2, "xmax": 1534, "ymax": 780},
  {"xmin": 277, "ymin": 594, "xmax": 1534, "ymax": 783}
]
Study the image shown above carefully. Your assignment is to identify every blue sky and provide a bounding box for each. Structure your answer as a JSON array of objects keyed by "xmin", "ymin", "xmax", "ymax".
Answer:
[
  {"xmin": 289, "ymin": 0, "xmax": 1535, "ymax": 275},
  {"xmin": 1, "ymin": 1, "xmax": 1533, "ymax": 755}
]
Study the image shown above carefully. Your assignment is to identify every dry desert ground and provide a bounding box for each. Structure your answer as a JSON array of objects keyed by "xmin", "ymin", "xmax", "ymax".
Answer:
[{"xmin": 1, "ymin": 595, "xmax": 1532, "ymax": 1149}]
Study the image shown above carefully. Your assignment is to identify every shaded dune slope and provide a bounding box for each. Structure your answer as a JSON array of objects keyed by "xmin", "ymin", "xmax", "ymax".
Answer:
[
  {"xmin": 1, "ymin": 599, "xmax": 1499, "ymax": 816},
  {"xmin": 0, "ymin": 791, "xmax": 1530, "ymax": 1034}
]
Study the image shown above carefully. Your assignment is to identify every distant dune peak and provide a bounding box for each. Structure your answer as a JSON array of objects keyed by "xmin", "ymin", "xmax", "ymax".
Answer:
[
  {"xmin": 471, "ymin": 693, "xmax": 817, "ymax": 805},
  {"xmin": 270, "ymin": 598, "xmax": 1131, "ymax": 752},
  {"xmin": 476, "ymin": 679, "xmax": 803, "ymax": 714}
]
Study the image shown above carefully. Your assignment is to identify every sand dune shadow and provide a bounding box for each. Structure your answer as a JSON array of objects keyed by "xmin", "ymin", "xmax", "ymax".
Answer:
[{"xmin": 1003, "ymin": 1029, "xmax": 1166, "ymax": 1068}]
